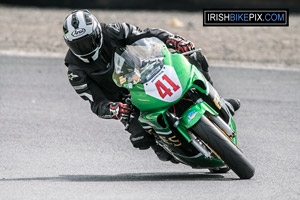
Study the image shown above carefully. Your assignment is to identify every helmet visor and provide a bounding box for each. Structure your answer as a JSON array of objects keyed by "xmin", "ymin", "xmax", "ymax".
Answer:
[{"xmin": 66, "ymin": 33, "xmax": 99, "ymax": 56}]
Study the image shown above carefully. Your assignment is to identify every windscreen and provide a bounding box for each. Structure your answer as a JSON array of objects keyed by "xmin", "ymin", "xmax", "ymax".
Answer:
[{"xmin": 113, "ymin": 37, "xmax": 165, "ymax": 87}]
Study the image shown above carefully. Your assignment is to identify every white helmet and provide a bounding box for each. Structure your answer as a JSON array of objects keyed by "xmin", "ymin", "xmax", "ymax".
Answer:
[{"xmin": 63, "ymin": 10, "xmax": 103, "ymax": 60}]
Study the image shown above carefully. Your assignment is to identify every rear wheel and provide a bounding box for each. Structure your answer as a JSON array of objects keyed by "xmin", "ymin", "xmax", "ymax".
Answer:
[{"xmin": 191, "ymin": 116, "xmax": 255, "ymax": 179}]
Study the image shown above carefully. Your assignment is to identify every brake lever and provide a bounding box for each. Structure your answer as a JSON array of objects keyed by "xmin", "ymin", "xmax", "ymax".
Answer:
[{"xmin": 181, "ymin": 48, "xmax": 202, "ymax": 56}]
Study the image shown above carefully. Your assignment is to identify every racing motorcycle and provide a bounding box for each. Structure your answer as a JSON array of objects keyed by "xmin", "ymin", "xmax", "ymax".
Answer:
[{"xmin": 113, "ymin": 37, "xmax": 255, "ymax": 179}]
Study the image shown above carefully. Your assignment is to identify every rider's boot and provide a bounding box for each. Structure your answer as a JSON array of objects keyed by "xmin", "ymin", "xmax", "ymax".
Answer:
[
  {"xmin": 224, "ymin": 98, "xmax": 241, "ymax": 115},
  {"xmin": 127, "ymin": 111, "xmax": 156, "ymax": 150},
  {"xmin": 151, "ymin": 145, "xmax": 179, "ymax": 164}
]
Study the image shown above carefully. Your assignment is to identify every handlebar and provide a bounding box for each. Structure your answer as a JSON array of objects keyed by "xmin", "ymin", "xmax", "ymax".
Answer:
[{"xmin": 181, "ymin": 48, "xmax": 202, "ymax": 56}]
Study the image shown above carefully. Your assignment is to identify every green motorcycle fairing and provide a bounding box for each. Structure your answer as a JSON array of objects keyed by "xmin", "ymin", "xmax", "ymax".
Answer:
[{"xmin": 112, "ymin": 37, "xmax": 237, "ymax": 168}]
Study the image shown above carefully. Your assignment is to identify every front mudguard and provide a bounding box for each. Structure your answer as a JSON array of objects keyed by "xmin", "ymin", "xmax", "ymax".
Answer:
[
  {"xmin": 138, "ymin": 101, "xmax": 218, "ymax": 143},
  {"xmin": 177, "ymin": 100, "xmax": 237, "ymax": 145},
  {"xmin": 180, "ymin": 101, "xmax": 218, "ymax": 129},
  {"xmin": 174, "ymin": 101, "xmax": 218, "ymax": 143}
]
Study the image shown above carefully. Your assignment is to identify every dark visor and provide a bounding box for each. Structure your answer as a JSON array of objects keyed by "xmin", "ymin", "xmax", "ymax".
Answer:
[{"xmin": 66, "ymin": 34, "xmax": 98, "ymax": 56}]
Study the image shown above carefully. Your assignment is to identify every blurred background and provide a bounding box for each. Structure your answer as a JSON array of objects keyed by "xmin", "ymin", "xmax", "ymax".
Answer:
[
  {"xmin": 1, "ymin": 0, "xmax": 300, "ymax": 11},
  {"xmin": 0, "ymin": 0, "xmax": 299, "ymax": 68}
]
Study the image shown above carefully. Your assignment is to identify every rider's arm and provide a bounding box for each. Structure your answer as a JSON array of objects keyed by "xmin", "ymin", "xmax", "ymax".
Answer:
[
  {"xmin": 105, "ymin": 22, "xmax": 194, "ymax": 52},
  {"xmin": 67, "ymin": 64, "xmax": 112, "ymax": 118}
]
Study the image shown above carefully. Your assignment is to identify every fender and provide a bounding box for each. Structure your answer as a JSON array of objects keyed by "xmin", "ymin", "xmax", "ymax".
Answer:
[
  {"xmin": 179, "ymin": 101, "xmax": 218, "ymax": 129},
  {"xmin": 172, "ymin": 101, "xmax": 218, "ymax": 143}
]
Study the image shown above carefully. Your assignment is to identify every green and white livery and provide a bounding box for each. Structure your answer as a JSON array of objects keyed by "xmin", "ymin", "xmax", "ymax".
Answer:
[{"xmin": 113, "ymin": 37, "xmax": 255, "ymax": 179}]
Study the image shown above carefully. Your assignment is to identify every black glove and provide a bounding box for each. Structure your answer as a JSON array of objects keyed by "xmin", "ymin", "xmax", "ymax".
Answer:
[
  {"xmin": 108, "ymin": 102, "xmax": 131, "ymax": 120},
  {"xmin": 129, "ymin": 131, "xmax": 156, "ymax": 150},
  {"xmin": 166, "ymin": 35, "xmax": 195, "ymax": 53}
]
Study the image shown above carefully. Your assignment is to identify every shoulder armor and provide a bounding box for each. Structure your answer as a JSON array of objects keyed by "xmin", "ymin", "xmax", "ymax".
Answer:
[{"xmin": 106, "ymin": 22, "xmax": 129, "ymax": 40}]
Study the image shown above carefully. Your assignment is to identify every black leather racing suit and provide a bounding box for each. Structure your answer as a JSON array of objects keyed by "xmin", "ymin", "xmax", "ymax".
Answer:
[{"xmin": 64, "ymin": 22, "xmax": 211, "ymax": 149}]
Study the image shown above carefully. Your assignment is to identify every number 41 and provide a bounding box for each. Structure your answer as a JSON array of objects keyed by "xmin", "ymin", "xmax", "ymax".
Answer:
[{"xmin": 155, "ymin": 74, "xmax": 180, "ymax": 98}]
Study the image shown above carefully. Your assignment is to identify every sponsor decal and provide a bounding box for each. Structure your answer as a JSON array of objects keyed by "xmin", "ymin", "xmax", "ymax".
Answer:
[
  {"xmin": 187, "ymin": 110, "xmax": 198, "ymax": 122},
  {"xmin": 119, "ymin": 76, "xmax": 126, "ymax": 84},
  {"xmin": 71, "ymin": 28, "xmax": 86, "ymax": 37},
  {"xmin": 213, "ymin": 96, "xmax": 222, "ymax": 110},
  {"xmin": 131, "ymin": 136, "xmax": 144, "ymax": 142},
  {"xmin": 160, "ymin": 135, "xmax": 182, "ymax": 147}
]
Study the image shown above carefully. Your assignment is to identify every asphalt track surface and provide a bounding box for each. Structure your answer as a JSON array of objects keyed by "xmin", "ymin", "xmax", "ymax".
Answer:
[{"xmin": 0, "ymin": 55, "xmax": 299, "ymax": 199}]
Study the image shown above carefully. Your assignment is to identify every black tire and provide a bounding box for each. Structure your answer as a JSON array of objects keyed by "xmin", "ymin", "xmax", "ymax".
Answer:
[{"xmin": 191, "ymin": 116, "xmax": 255, "ymax": 179}]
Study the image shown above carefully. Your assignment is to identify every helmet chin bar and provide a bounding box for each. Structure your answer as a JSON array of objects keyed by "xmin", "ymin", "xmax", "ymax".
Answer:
[{"xmin": 73, "ymin": 47, "xmax": 100, "ymax": 63}]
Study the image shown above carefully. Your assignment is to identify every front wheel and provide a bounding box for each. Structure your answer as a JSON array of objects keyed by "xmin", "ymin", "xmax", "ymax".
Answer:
[{"xmin": 191, "ymin": 116, "xmax": 255, "ymax": 179}]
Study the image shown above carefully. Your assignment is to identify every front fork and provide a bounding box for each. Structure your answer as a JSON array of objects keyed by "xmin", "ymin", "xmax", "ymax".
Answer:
[
  {"xmin": 203, "ymin": 81, "xmax": 232, "ymax": 124},
  {"xmin": 164, "ymin": 111, "xmax": 213, "ymax": 160},
  {"xmin": 166, "ymin": 98, "xmax": 236, "ymax": 160}
]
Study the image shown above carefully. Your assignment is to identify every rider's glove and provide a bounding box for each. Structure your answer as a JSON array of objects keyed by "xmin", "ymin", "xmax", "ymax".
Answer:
[
  {"xmin": 166, "ymin": 35, "xmax": 195, "ymax": 53},
  {"xmin": 109, "ymin": 102, "xmax": 131, "ymax": 120}
]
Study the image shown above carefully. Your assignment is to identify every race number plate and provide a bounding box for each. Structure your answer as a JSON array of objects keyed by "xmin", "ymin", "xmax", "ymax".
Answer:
[{"xmin": 144, "ymin": 65, "xmax": 182, "ymax": 102}]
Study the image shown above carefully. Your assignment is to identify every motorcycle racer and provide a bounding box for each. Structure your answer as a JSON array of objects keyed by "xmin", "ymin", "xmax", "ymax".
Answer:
[{"xmin": 63, "ymin": 10, "xmax": 240, "ymax": 162}]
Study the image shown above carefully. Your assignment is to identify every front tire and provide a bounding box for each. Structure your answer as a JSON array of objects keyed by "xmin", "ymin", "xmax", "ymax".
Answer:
[{"xmin": 191, "ymin": 116, "xmax": 255, "ymax": 179}]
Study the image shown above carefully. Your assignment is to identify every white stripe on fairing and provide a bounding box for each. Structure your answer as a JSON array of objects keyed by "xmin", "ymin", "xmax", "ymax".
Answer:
[
  {"xmin": 79, "ymin": 93, "xmax": 94, "ymax": 102},
  {"xmin": 206, "ymin": 80, "xmax": 210, "ymax": 95},
  {"xmin": 155, "ymin": 130, "xmax": 172, "ymax": 135},
  {"xmin": 73, "ymin": 84, "xmax": 87, "ymax": 90},
  {"xmin": 142, "ymin": 126, "xmax": 152, "ymax": 129}
]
